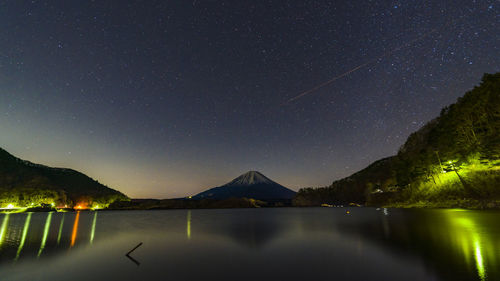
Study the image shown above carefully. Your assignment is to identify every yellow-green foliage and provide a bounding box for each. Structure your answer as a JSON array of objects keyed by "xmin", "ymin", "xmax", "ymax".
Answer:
[{"xmin": 391, "ymin": 73, "xmax": 500, "ymax": 206}]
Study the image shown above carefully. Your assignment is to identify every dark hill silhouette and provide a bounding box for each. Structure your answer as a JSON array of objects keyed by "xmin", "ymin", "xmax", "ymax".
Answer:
[{"xmin": 0, "ymin": 147, "xmax": 128, "ymax": 208}]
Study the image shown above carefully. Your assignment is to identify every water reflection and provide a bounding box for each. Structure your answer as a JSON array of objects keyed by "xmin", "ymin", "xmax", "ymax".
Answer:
[
  {"xmin": 0, "ymin": 209, "xmax": 499, "ymax": 281},
  {"xmin": 189, "ymin": 209, "xmax": 291, "ymax": 248},
  {"xmin": 475, "ymin": 240, "xmax": 485, "ymax": 281},
  {"xmin": 0, "ymin": 213, "xmax": 9, "ymax": 245},
  {"xmin": 186, "ymin": 210, "xmax": 191, "ymax": 240},
  {"xmin": 57, "ymin": 213, "xmax": 65, "ymax": 245},
  {"xmin": 0, "ymin": 211, "xmax": 98, "ymax": 262},
  {"xmin": 37, "ymin": 212, "xmax": 52, "ymax": 257},
  {"xmin": 422, "ymin": 210, "xmax": 496, "ymax": 281},
  {"xmin": 15, "ymin": 212, "xmax": 32, "ymax": 261},
  {"xmin": 90, "ymin": 212, "xmax": 97, "ymax": 244},
  {"xmin": 336, "ymin": 208, "xmax": 500, "ymax": 281},
  {"xmin": 70, "ymin": 212, "xmax": 80, "ymax": 247},
  {"xmin": 443, "ymin": 210, "xmax": 488, "ymax": 281}
]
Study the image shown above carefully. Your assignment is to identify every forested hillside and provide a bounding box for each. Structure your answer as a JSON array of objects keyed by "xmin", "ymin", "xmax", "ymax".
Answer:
[
  {"xmin": 0, "ymin": 148, "xmax": 128, "ymax": 208},
  {"xmin": 294, "ymin": 73, "xmax": 500, "ymax": 208}
]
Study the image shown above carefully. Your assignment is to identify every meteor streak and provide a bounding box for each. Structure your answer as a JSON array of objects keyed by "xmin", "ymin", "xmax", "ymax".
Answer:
[{"xmin": 283, "ymin": 27, "xmax": 439, "ymax": 105}]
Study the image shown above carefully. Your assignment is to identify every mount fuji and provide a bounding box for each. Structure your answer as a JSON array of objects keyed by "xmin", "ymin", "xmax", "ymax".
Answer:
[{"xmin": 192, "ymin": 171, "xmax": 296, "ymax": 200}]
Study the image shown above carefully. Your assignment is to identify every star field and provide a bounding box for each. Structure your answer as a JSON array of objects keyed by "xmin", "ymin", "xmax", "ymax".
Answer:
[{"xmin": 0, "ymin": 0, "xmax": 498, "ymax": 198}]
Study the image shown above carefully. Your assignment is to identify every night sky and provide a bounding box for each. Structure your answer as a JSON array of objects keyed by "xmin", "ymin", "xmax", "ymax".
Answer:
[{"xmin": 1, "ymin": 1, "xmax": 498, "ymax": 198}]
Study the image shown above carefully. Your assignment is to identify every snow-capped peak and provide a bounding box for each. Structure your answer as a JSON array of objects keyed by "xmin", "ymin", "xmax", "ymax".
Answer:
[{"xmin": 225, "ymin": 171, "xmax": 274, "ymax": 186}]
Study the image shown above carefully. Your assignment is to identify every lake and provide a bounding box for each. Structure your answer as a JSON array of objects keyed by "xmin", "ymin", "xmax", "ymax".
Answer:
[{"xmin": 0, "ymin": 208, "xmax": 498, "ymax": 281}]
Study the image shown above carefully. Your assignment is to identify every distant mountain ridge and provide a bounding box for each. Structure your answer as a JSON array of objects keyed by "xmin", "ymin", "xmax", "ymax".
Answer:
[
  {"xmin": 0, "ymin": 147, "xmax": 128, "ymax": 208},
  {"xmin": 193, "ymin": 171, "xmax": 296, "ymax": 200}
]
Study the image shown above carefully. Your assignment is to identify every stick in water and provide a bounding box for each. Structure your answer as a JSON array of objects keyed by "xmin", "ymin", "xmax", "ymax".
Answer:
[
  {"xmin": 126, "ymin": 242, "xmax": 143, "ymax": 256},
  {"xmin": 125, "ymin": 242, "xmax": 143, "ymax": 266}
]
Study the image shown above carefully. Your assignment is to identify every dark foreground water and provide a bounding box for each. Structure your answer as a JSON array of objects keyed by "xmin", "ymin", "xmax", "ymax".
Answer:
[{"xmin": 0, "ymin": 208, "xmax": 499, "ymax": 281}]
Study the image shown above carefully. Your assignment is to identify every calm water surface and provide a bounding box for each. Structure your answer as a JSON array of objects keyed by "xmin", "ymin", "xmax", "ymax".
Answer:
[{"xmin": 0, "ymin": 208, "xmax": 499, "ymax": 281}]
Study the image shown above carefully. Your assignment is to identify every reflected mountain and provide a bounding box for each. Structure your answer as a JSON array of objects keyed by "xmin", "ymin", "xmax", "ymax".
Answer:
[{"xmin": 186, "ymin": 209, "xmax": 293, "ymax": 248}]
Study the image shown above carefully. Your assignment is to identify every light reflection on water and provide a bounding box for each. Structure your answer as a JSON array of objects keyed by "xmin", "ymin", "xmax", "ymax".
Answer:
[
  {"xmin": 70, "ymin": 211, "xmax": 80, "ymax": 247},
  {"xmin": 56, "ymin": 213, "xmax": 64, "ymax": 245},
  {"xmin": 37, "ymin": 212, "xmax": 52, "ymax": 257},
  {"xmin": 0, "ymin": 213, "xmax": 9, "ymax": 244},
  {"xmin": 90, "ymin": 212, "xmax": 97, "ymax": 244},
  {"xmin": 14, "ymin": 212, "xmax": 31, "ymax": 261},
  {"xmin": 440, "ymin": 210, "xmax": 490, "ymax": 281},
  {"xmin": 0, "ymin": 208, "xmax": 498, "ymax": 281},
  {"xmin": 186, "ymin": 210, "xmax": 191, "ymax": 240}
]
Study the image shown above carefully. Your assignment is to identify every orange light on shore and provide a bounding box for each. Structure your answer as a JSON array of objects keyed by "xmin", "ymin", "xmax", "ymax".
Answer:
[
  {"xmin": 70, "ymin": 211, "xmax": 80, "ymax": 247},
  {"xmin": 74, "ymin": 203, "xmax": 88, "ymax": 210}
]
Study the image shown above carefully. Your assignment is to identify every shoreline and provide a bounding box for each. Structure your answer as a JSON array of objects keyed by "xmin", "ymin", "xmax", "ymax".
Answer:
[{"xmin": 4, "ymin": 201, "xmax": 500, "ymax": 213}]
